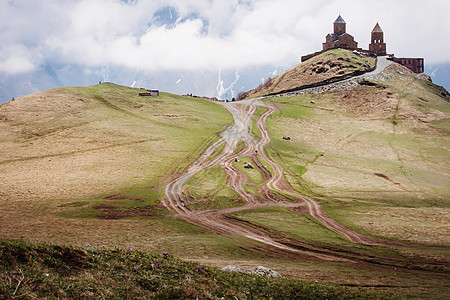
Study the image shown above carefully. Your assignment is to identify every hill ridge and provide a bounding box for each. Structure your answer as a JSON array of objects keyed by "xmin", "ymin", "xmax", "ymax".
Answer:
[{"xmin": 240, "ymin": 49, "xmax": 376, "ymax": 99}]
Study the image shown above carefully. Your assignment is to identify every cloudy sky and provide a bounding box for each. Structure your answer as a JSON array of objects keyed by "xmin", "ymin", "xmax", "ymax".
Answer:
[{"xmin": 1, "ymin": 0, "xmax": 449, "ymax": 99}]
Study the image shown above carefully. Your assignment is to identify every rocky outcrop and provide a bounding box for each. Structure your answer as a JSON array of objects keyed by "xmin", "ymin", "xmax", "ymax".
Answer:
[
  {"xmin": 416, "ymin": 73, "xmax": 432, "ymax": 82},
  {"xmin": 221, "ymin": 265, "xmax": 283, "ymax": 278}
]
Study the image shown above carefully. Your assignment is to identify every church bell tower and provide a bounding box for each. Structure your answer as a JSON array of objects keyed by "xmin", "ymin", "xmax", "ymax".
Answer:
[
  {"xmin": 369, "ymin": 23, "xmax": 386, "ymax": 56},
  {"xmin": 333, "ymin": 15, "xmax": 346, "ymax": 35}
]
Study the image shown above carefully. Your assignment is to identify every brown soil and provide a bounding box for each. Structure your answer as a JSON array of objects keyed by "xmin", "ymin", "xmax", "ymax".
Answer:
[
  {"xmin": 333, "ymin": 65, "xmax": 447, "ymax": 123},
  {"xmin": 104, "ymin": 194, "xmax": 145, "ymax": 202},
  {"xmin": 374, "ymin": 173, "xmax": 409, "ymax": 190},
  {"xmin": 93, "ymin": 204, "xmax": 163, "ymax": 220}
]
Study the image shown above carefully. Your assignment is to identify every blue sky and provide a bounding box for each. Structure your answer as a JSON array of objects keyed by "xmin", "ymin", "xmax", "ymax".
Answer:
[{"xmin": 1, "ymin": 0, "xmax": 449, "ymax": 101}]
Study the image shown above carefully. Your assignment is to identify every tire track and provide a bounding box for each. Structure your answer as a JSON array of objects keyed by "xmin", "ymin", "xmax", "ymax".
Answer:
[
  {"xmin": 252, "ymin": 101, "xmax": 396, "ymax": 246},
  {"xmin": 163, "ymin": 96, "xmax": 414, "ymax": 263},
  {"xmin": 163, "ymin": 99, "xmax": 353, "ymax": 261}
]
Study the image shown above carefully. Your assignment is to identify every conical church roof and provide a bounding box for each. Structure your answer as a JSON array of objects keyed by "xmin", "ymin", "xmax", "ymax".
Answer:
[
  {"xmin": 372, "ymin": 22, "xmax": 383, "ymax": 33},
  {"xmin": 334, "ymin": 15, "xmax": 346, "ymax": 24}
]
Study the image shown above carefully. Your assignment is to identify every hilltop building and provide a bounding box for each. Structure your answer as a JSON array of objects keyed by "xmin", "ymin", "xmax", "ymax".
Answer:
[
  {"xmin": 301, "ymin": 15, "xmax": 424, "ymax": 73},
  {"xmin": 392, "ymin": 57, "xmax": 424, "ymax": 73},
  {"xmin": 369, "ymin": 23, "xmax": 386, "ymax": 56},
  {"xmin": 322, "ymin": 15, "xmax": 358, "ymax": 51}
]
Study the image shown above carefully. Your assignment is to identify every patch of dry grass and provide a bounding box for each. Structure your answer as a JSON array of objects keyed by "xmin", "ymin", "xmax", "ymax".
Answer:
[
  {"xmin": 245, "ymin": 49, "xmax": 375, "ymax": 98},
  {"xmin": 0, "ymin": 84, "xmax": 232, "ymax": 202},
  {"xmin": 332, "ymin": 207, "xmax": 450, "ymax": 245},
  {"xmin": 0, "ymin": 83, "xmax": 234, "ymax": 253},
  {"xmin": 1, "ymin": 67, "xmax": 449, "ymax": 300}
]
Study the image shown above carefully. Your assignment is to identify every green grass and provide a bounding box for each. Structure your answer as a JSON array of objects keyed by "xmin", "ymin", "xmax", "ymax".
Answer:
[
  {"xmin": 275, "ymin": 102, "xmax": 314, "ymax": 120},
  {"xmin": 264, "ymin": 76, "xmax": 450, "ymax": 204},
  {"xmin": 430, "ymin": 118, "xmax": 450, "ymax": 134},
  {"xmin": 206, "ymin": 141, "xmax": 226, "ymax": 162},
  {"xmin": 234, "ymin": 140, "xmax": 244, "ymax": 155},
  {"xmin": 257, "ymin": 156, "xmax": 274, "ymax": 176},
  {"xmin": 244, "ymin": 184, "xmax": 261, "ymax": 197},
  {"xmin": 322, "ymin": 202, "xmax": 450, "ymax": 246},
  {"xmin": 1, "ymin": 83, "xmax": 234, "ymax": 217},
  {"xmin": 2, "ymin": 82, "xmax": 233, "ymax": 166},
  {"xmin": 264, "ymin": 104, "xmax": 319, "ymax": 177},
  {"xmin": 234, "ymin": 207, "xmax": 349, "ymax": 246},
  {"xmin": 233, "ymin": 156, "xmax": 263, "ymax": 185},
  {"xmin": 231, "ymin": 206, "xmax": 450, "ymax": 276},
  {"xmin": 184, "ymin": 166, "xmax": 243, "ymax": 210},
  {"xmin": 0, "ymin": 238, "xmax": 398, "ymax": 299},
  {"xmin": 251, "ymin": 106, "xmax": 266, "ymax": 140},
  {"xmin": 58, "ymin": 203, "xmax": 106, "ymax": 219},
  {"xmin": 262, "ymin": 141, "xmax": 315, "ymax": 198},
  {"xmin": 325, "ymin": 49, "xmax": 375, "ymax": 68},
  {"xmin": 2, "ymin": 58, "xmax": 449, "ymax": 300},
  {"xmin": 259, "ymin": 72, "xmax": 450, "ymax": 262}
]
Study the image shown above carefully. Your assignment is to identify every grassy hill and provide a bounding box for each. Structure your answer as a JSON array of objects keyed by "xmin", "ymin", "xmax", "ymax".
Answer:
[
  {"xmin": 0, "ymin": 58, "xmax": 449, "ymax": 299},
  {"xmin": 253, "ymin": 62, "xmax": 450, "ymax": 245},
  {"xmin": 243, "ymin": 49, "xmax": 375, "ymax": 98},
  {"xmin": 0, "ymin": 83, "xmax": 239, "ymax": 253},
  {"xmin": 0, "ymin": 83, "xmax": 232, "ymax": 218},
  {"xmin": 233, "ymin": 62, "xmax": 449, "ymax": 299}
]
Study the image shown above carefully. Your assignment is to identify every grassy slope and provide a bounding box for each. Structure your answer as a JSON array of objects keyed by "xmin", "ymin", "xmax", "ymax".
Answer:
[
  {"xmin": 261, "ymin": 63, "xmax": 450, "ymax": 246},
  {"xmin": 223, "ymin": 66, "xmax": 450, "ymax": 299},
  {"xmin": 0, "ymin": 83, "xmax": 236, "ymax": 250},
  {"xmin": 0, "ymin": 239, "xmax": 395, "ymax": 299},
  {"xmin": 0, "ymin": 67, "xmax": 448, "ymax": 299},
  {"xmin": 245, "ymin": 49, "xmax": 375, "ymax": 98},
  {"xmin": 0, "ymin": 83, "xmax": 231, "ymax": 199}
]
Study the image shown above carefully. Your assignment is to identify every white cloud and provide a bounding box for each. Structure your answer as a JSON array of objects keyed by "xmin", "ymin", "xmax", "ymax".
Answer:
[
  {"xmin": 0, "ymin": 0, "xmax": 449, "ymax": 75},
  {"xmin": 0, "ymin": 56, "xmax": 36, "ymax": 74},
  {"xmin": 0, "ymin": 43, "xmax": 39, "ymax": 74}
]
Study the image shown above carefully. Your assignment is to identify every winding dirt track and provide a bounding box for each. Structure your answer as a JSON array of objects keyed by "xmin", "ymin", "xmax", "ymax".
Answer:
[{"xmin": 163, "ymin": 96, "xmax": 412, "ymax": 262}]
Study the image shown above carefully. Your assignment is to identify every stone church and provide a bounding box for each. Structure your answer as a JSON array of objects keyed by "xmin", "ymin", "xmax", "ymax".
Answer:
[
  {"xmin": 322, "ymin": 15, "xmax": 358, "ymax": 51},
  {"xmin": 322, "ymin": 15, "xmax": 386, "ymax": 56},
  {"xmin": 300, "ymin": 15, "xmax": 424, "ymax": 73}
]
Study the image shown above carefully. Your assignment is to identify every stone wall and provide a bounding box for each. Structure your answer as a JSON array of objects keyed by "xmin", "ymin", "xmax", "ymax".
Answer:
[{"xmin": 393, "ymin": 57, "xmax": 424, "ymax": 73}]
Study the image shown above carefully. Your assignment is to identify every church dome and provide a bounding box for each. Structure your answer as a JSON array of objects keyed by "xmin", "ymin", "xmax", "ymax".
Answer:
[{"xmin": 334, "ymin": 15, "xmax": 346, "ymax": 24}]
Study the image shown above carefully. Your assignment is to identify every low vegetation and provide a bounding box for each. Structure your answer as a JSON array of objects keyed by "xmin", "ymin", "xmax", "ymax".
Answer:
[
  {"xmin": 184, "ymin": 166, "xmax": 243, "ymax": 210},
  {"xmin": 263, "ymin": 63, "xmax": 450, "ymax": 246},
  {"xmin": 0, "ymin": 238, "xmax": 397, "ymax": 299},
  {"xmin": 242, "ymin": 49, "xmax": 375, "ymax": 98}
]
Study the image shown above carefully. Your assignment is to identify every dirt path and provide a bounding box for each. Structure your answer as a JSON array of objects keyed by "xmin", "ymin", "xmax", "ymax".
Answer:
[
  {"xmin": 163, "ymin": 99, "xmax": 354, "ymax": 261},
  {"xmin": 163, "ymin": 93, "xmax": 414, "ymax": 263}
]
